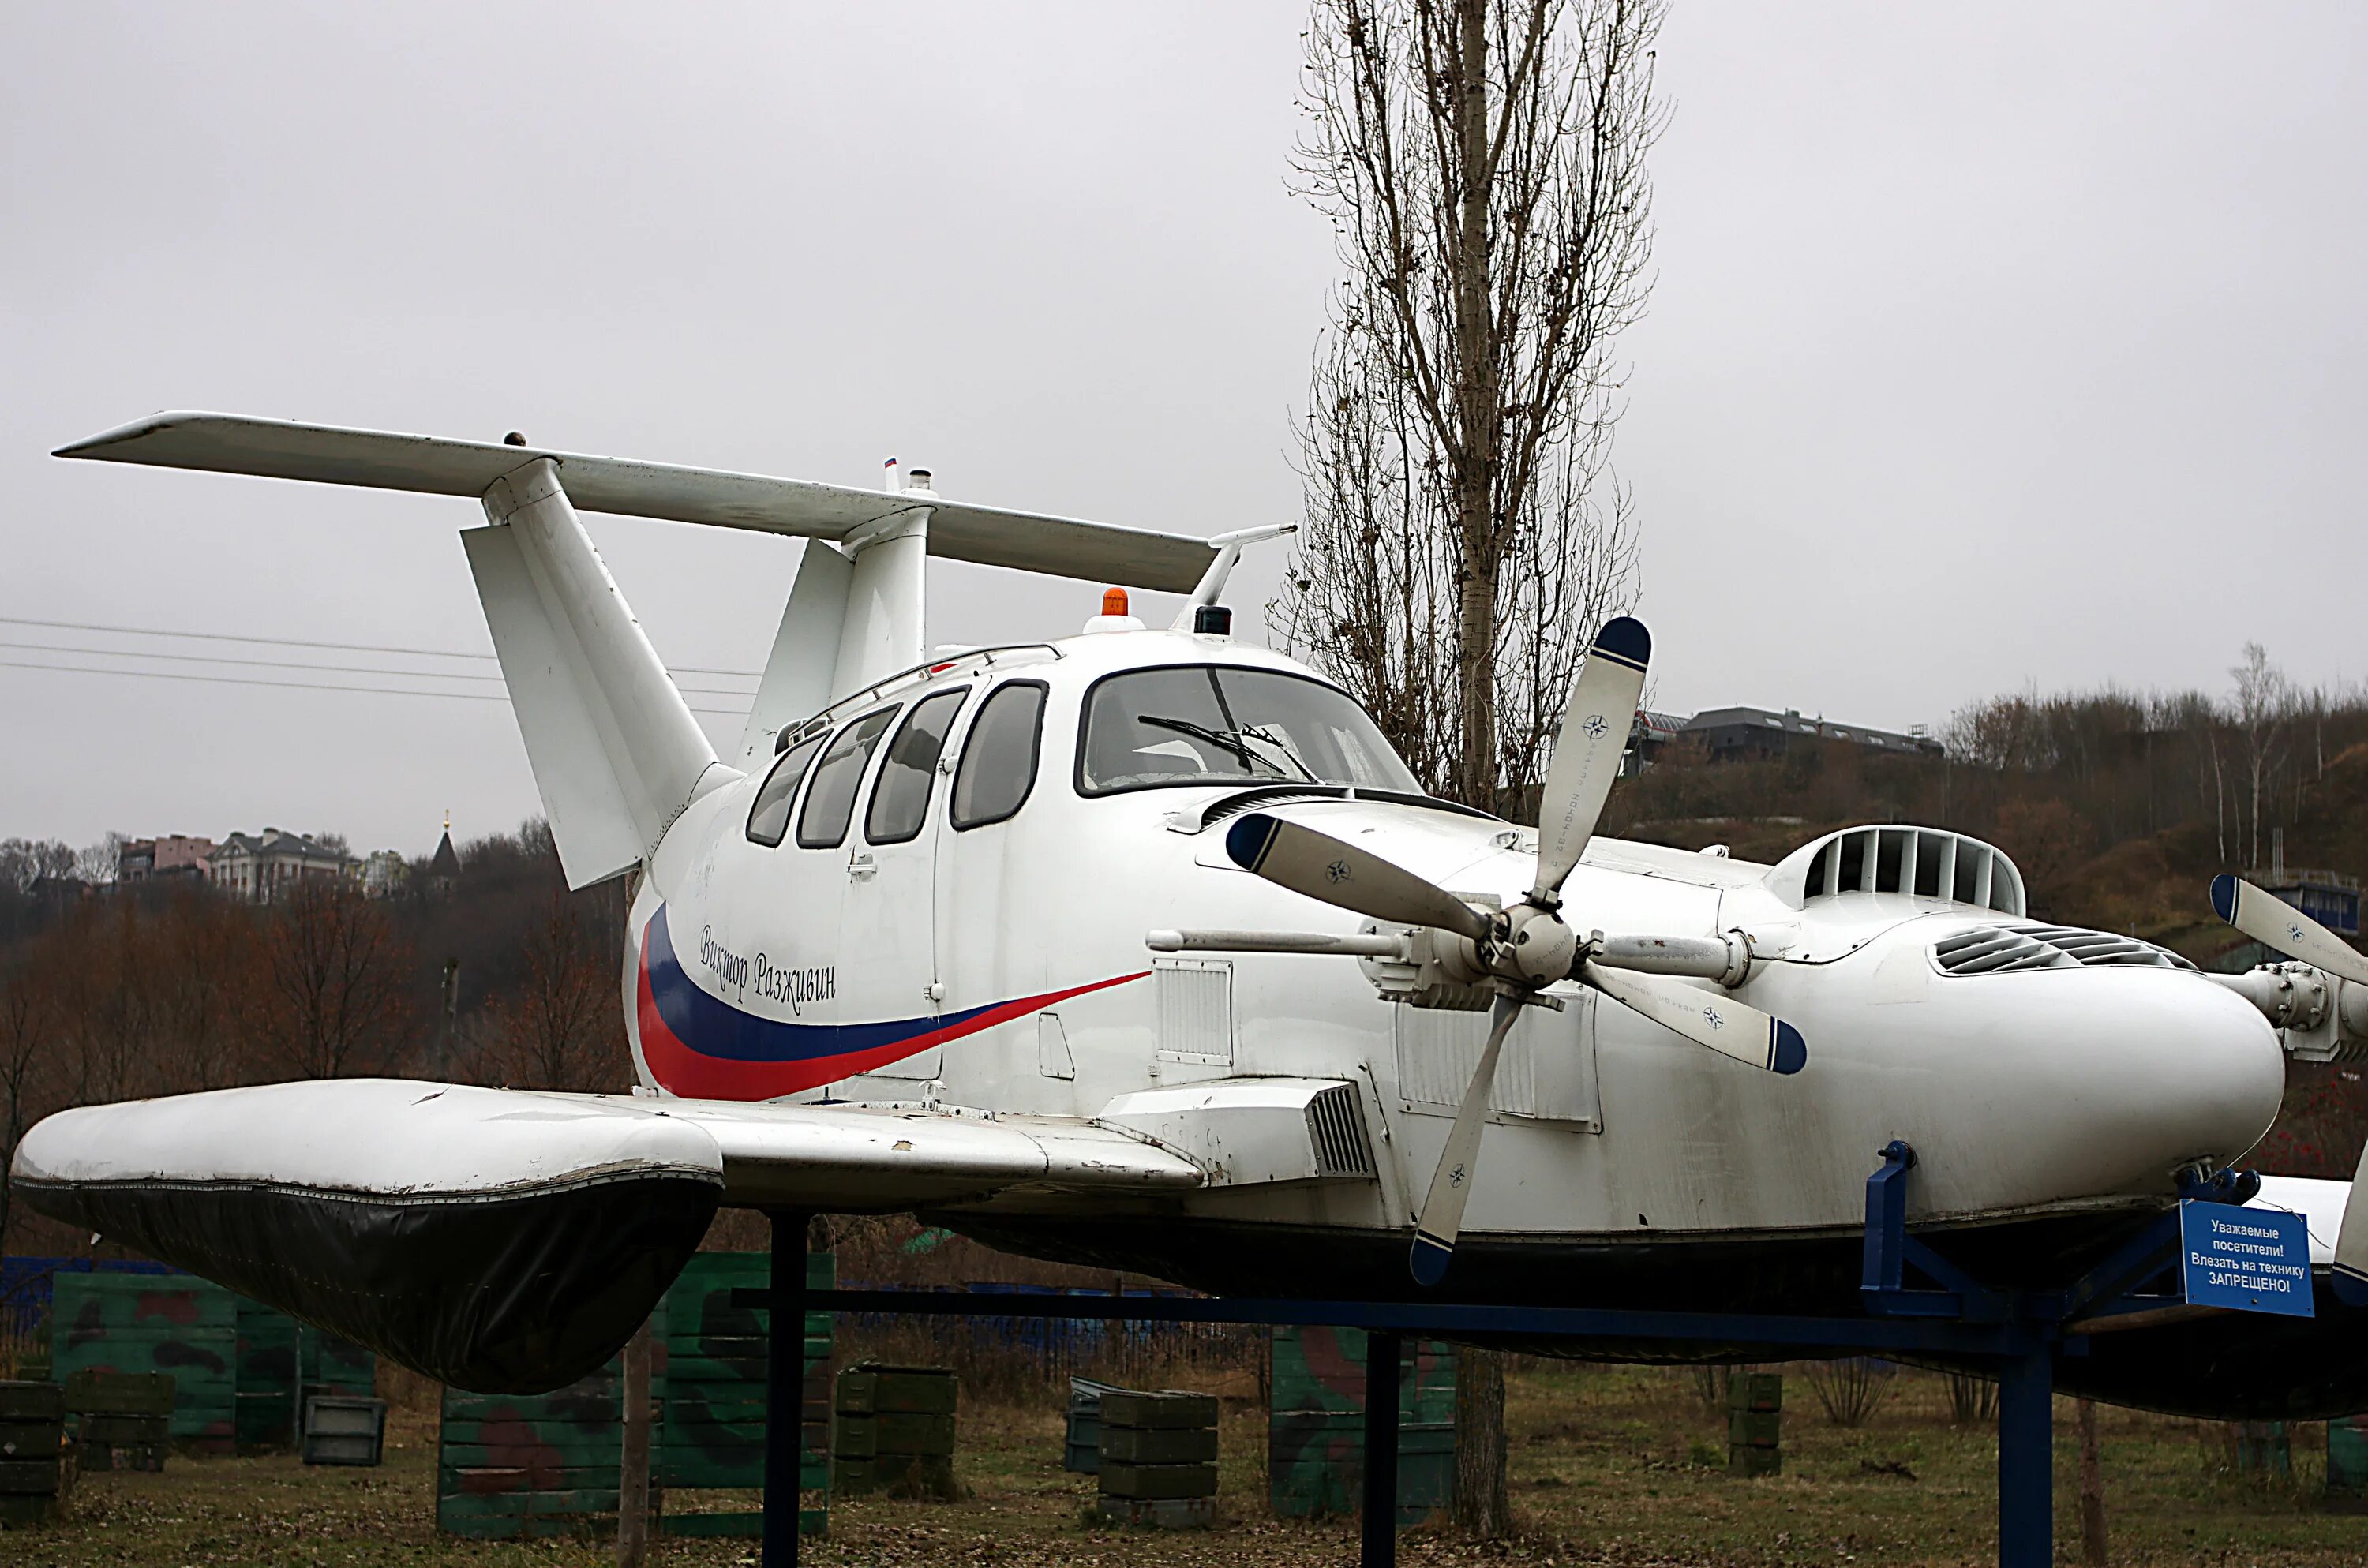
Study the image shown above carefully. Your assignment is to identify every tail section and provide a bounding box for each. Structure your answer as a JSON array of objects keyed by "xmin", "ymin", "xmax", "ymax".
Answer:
[
  {"xmin": 467, "ymin": 459, "xmax": 732, "ymax": 887},
  {"xmin": 733, "ymin": 497, "xmax": 929, "ymax": 765},
  {"xmin": 54, "ymin": 410, "xmax": 1227, "ymax": 851}
]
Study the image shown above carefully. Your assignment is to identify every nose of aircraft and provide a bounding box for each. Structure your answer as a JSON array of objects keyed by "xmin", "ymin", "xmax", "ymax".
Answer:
[
  {"xmin": 1853, "ymin": 955, "xmax": 2289, "ymax": 1212},
  {"xmin": 1984, "ymin": 967, "xmax": 2287, "ymax": 1199}
]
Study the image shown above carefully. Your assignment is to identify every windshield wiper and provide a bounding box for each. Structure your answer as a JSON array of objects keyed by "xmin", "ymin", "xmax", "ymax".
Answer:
[
  {"xmin": 1136, "ymin": 716, "xmax": 1310, "ymax": 780},
  {"xmin": 1237, "ymin": 722, "xmax": 1320, "ymax": 783}
]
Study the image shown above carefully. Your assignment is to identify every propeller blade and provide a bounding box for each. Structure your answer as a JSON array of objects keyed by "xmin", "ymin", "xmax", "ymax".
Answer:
[
  {"xmin": 1226, "ymin": 814, "xmax": 1493, "ymax": 945},
  {"xmin": 2212, "ymin": 874, "xmax": 2368, "ymax": 986},
  {"xmin": 1532, "ymin": 617, "xmax": 1650, "ymax": 899},
  {"xmin": 1409, "ymin": 993, "xmax": 1522, "ymax": 1286},
  {"xmin": 1582, "ymin": 961, "xmax": 1807, "ymax": 1075},
  {"xmin": 2336, "ymin": 1141, "xmax": 2368, "ymax": 1308}
]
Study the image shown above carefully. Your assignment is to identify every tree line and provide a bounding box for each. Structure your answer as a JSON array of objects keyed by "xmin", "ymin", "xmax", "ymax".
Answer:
[{"xmin": 0, "ymin": 820, "xmax": 628, "ymax": 1254}]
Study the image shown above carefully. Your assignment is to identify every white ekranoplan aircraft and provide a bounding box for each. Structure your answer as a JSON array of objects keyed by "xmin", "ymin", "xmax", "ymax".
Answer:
[{"xmin": 16, "ymin": 414, "xmax": 2368, "ymax": 1414}]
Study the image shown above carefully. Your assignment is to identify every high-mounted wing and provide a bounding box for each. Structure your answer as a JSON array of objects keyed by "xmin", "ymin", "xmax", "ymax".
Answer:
[
  {"xmin": 56, "ymin": 412, "xmax": 1217, "ymax": 592},
  {"xmin": 10, "ymin": 1080, "xmax": 1202, "ymax": 1394}
]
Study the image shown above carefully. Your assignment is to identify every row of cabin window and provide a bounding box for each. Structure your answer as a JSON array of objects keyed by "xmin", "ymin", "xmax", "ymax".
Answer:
[{"xmin": 745, "ymin": 679, "xmax": 1048, "ymax": 851}]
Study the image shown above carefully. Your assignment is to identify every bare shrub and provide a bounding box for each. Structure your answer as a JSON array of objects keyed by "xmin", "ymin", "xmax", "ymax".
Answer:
[
  {"xmin": 1806, "ymin": 1357, "xmax": 1895, "ymax": 1427},
  {"xmin": 1946, "ymin": 1369, "xmax": 1999, "ymax": 1424}
]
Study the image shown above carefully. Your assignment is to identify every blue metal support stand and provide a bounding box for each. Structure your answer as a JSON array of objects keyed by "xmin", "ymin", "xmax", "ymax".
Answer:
[
  {"xmin": 1997, "ymin": 1349, "xmax": 2055, "ymax": 1566},
  {"xmin": 735, "ymin": 1147, "xmax": 2260, "ymax": 1568},
  {"xmin": 761, "ymin": 1211, "xmax": 809, "ymax": 1568},
  {"xmin": 1361, "ymin": 1330, "xmax": 1403, "ymax": 1568}
]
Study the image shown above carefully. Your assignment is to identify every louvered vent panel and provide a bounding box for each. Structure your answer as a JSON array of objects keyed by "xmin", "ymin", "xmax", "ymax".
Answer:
[
  {"xmin": 1154, "ymin": 960, "xmax": 1233, "ymax": 1065},
  {"xmin": 2018, "ymin": 925, "xmax": 2190, "ymax": 969},
  {"xmin": 1303, "ymin": 1083, "xmax": 1377, "ymax": 1178},
  {"xmin": 1933, "ymin": 924, "xmax": 2198, "ymax": 974},
  {"xmin": 1932, "ymin": 927, "xmax": 2075, "ymax": 973}
]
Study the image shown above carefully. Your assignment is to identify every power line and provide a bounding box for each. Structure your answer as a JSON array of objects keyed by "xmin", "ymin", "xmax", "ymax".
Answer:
[
  {"xmin": 0, "ymin": 657, "xmax": 751, "ymax": 720},
  {"xmin": 0, "ymin": 639, "xmax": 756, "ymax": 699},
  {"xmin": 0, "ymin": 613, "xmax": 762, "ymax": 680}
]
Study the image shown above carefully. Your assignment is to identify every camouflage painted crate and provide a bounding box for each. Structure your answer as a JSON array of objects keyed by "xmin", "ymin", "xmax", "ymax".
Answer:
[
  {"xmin": 655, "ymin": 1252, "xmax": 833, "ymax": 1491},
  {"xmin": 50, "ymin": 1276, "xmax": 236, "ymax": 1454},
  {"xmin": 1269, "ymin": 1326, "xmax": 1456, "ymax": 1525},
  {"xmin": 298, "ymin": 1322, "xmax": 376, "ymax": 1417},
  {"xmin": 654, "ymin": 1252, "xmax": 833, "ymax": 1540},
  {"xmin": 1267, "ymin": 1413, "xmax": 1453, "ymax": 1524},
  {"xmin": 438, "ymin": 1361, "xmax": 646, "ymax": 1540},
  {"xmin": 234, "ymin": 1299, "xmax": 299, "ymax": 1451}
]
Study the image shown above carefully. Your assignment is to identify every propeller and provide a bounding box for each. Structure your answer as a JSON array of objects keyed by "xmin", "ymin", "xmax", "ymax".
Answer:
[
  {"xmin": 2212, "ymin": 874, "xmax": 2368, "ymax": 985},
  {"xmin": 2210, "ymin": 874, "xmax": 2368, "ymax": 1304},
  {"xmin": 1409, "ymin": 993, "xmax": 1523, "ymax": 1285},
  {"xmin": 1208, "ymin": 616, "xmax": 1808, "ymax": 1283}
]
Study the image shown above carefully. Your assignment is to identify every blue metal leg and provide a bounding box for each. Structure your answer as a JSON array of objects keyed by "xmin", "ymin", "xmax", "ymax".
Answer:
[
  {"xmin": 1997, "ymin": 1350, "xmax": 2054, "ymax": 1568},
  {"xmin": 1361, "ymin": 1330, "xmax": 1403, "ymax": 1568},
  {"xmin": 762, "ymin": 1212, "xmax": 809, "ymax": 1568}
]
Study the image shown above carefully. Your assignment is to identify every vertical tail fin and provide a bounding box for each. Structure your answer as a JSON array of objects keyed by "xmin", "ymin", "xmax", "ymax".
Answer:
[{"xmin": 466, "ymin": 459, "xmax": 733, "ymax": 887}]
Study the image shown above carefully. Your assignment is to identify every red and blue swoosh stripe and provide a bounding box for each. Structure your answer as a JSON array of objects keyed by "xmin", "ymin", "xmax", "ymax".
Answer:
[{"xmin": 634, "ymin": 904, "xmax": 1147, "ymax": 1100}]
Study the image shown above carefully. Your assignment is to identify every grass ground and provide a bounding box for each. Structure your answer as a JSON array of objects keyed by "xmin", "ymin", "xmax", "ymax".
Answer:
[{"xmin": 6, "ymin": 1364, "xmax": 2367, "ymax": 1566}]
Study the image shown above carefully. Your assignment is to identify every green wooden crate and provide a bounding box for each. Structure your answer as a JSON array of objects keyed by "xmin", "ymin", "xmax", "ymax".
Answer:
[
  {"xmin": 1269, "ymin": 1327, "xmax": 1455, "ymax": 1421},
  {"xmin": 654, "ymin": 1250, "xmax": 834, "ymax": 1532},
  {"xmin": 833, "ymin": 1411, "xmax": 956, "ymax": 1458},
  {"xmin": 1269, "ymin": 1327, "xmax": 1458, "ymax": 1526},
  {"xmin": 51, "ymin": 1276, "xmax": 237, "ymax": 1452},
  {"xmin": 2330, "ymin": 1415, "xmax": 2368, "ymax": 1508},
  {"xmin": 235, "ymin": 1299, "xmax": 300, "ymax": 1451},
  {"xmin": 438, "ymin": 1251, "xmax": 836, "ymax": 1541},
  {"xmin": 298, "ymin": 1323, "xmax": 375, "ymax": 1399}
]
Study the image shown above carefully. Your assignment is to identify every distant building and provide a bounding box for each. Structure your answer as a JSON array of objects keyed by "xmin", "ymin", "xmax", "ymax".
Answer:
[
  {"xmin": 1683, "ymin": 706, "xmax": 1943, "ymax": 765},
  {"xmin": 2260, "ymin": 870, "xmax": 2362, "ymax": 939},
  {"xmin": 208, "ymin": 829, "xmax": 354, "ymax": 903},
  {"xmin": 1624, "ymin": 710, "xmax": 1689, "ymax": 777},
  {"xmin": 426, "ymin": 825, "xmax": 462, "ymax": 897},
  {"xmin": 118, "ymin": 835, "xmax": 214, "ymax": 883},
  {"xmin": 360, "ymin": 849, "xmax": 409, "ymax": 900}
]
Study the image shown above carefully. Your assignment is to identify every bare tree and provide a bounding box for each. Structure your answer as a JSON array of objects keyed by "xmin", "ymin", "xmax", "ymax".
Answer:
[
  {"xmin": 254, "ymin": 880, "xmax": 414, "ymax": 1079},
  {"xmin": 481, "ymin": 892, "xmax": 625, "ymax": 1091},
  {"xmin": 2229, "ymin": 642, "xmax": 2290, "ymax": 870},
  {"xmin": 1283, "ymin": 0, "xmax": 1663, "ymax": 1539},
  {"xmin": 0, "ymin": 959, "xmax": 51, "ymax": 1249},
  {"xmin": 1278, "ymin": 0, "xmax": 1660, "ymax": 814},
  {"xmin": 0, "ymin": 839, "xmax": 74, "ymax": 894}
]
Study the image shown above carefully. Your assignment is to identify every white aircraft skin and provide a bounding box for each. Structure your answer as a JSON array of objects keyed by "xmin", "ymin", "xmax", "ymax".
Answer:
[
  {"xmin": 626, "ymin": 623, "xmax": 2284, "ymax": 1290},
  {"xmin": 20, "ymin": 413, "xmax": 2366, "ymax": 1419}
]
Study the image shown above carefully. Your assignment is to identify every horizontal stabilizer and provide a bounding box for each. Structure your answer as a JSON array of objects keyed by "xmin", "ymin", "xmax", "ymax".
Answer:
[{"xmin": 58, "ymin": 411, "xmax": 1218, "ymax": 592}]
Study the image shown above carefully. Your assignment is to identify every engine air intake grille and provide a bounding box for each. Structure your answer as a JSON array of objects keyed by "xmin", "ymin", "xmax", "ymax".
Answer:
[
  {"xmin": 1305, "ymin": 1082, "xmax": 1377, "ymax": 1179},
  {"xmin": 1934, "ymin": 924, "xmax": 2197, "ymax": 975}
]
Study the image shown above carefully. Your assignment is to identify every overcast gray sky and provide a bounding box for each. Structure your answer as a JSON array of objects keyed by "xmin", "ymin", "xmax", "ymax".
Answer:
[{"xmin": 5, "ymin": 2, "xmax": 2362, "ymax": 856}]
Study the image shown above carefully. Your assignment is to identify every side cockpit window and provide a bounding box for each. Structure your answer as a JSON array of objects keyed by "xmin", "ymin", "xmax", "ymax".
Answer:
[
  {"xmin": 746, "ymin": 731, "xmax": 826, "ymax": 848},
  {"xmin": 867, "ymin": 687, "xmax": 970, "ymax": 845},
  {"xmin": 951, "ymin": 681, "xmax": 1048, "ymax": 830},
  {"xmin": 796, "ymin": 706, "xmax": 899, "ymax": 849}
]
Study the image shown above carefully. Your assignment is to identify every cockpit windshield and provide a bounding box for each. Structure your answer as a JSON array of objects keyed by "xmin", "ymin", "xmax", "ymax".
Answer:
[{"xmin": 1078, "ymin": 665, "xmax": 1422, "ymax": 796}]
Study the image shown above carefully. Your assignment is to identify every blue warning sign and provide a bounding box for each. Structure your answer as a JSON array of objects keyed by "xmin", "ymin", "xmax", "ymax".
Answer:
[{"xmin": 2180, "ymin": 1202, "xmax": 2314, "ymax": 1318}]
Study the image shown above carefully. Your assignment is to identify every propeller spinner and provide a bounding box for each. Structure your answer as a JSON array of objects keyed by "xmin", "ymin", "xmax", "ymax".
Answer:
[{"xmin": 1170, "ymin": 617, "xmax": 1809, "ymax": 1285}]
